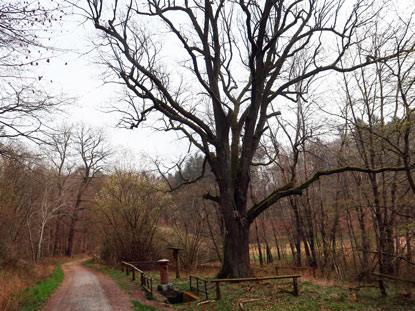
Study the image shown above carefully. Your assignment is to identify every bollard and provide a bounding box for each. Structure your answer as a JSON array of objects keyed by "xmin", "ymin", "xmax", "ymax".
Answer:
[{"xmin": 157, "ymin": 259, "xmax": 170, "ymax": 285}]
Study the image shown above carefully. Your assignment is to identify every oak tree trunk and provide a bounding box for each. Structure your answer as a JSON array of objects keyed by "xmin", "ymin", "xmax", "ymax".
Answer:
[{"xmin": 217, "ymin": 215, "xmax": 252, "ymax": 278}]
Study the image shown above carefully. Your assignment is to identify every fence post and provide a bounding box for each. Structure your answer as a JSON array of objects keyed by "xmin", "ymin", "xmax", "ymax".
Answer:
[
  {"xmin": 204, "ymin": 280, "xmax": 208, "ymax": 300},
  {"xmin": 126, "ymin": 265, "xmax": 129, "ymax": 276},
  {"xmin": 379, "ymin": 279, "xmax": 387, "ymax": 296},
  {"xmin": 189, "ymin": 276, "xmax": 192, "ymax": 291},
  {"xmin": 196, "ymin": 278, "xmax": 199, "ymax": 296},
  {"xmin": 215, "ymin": 282, "xmax": 221, "ymax": 300},
  {"xmin": 293, "ymin": 277, "xmax": 299, "ymax": 296},
  {"xmin": 132, "ymin": 269, "xmax": 135, "ymax": 281}
]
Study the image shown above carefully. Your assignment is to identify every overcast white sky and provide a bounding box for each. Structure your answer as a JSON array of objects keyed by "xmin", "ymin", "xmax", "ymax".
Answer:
[
  {"xmin": 34, "ymin": 5, "xmax": 187, "ymax": 165},
  {"xmin": 31, "ymin": 0, "xmax": 414, "ymax": 166}
]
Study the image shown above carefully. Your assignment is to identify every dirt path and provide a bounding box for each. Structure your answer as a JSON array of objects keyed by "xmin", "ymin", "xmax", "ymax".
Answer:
[{"xmin": 42, "ymin": 260, "xmax": 133, "ymax": 311}]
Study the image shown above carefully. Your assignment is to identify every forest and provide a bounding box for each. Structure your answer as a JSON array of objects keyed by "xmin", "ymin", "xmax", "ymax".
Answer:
[{"xmin": 1, "ymin": 0, "xmax": 415, "ymax": 310}]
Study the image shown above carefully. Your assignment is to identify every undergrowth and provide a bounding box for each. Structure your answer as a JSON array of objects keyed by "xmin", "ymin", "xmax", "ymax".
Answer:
[
  {"xmin": 131, "ymin": 300, "xmax": 158, "ymax": 311},
  {"xmin": 0, "ymin": 258, "xmax": 68, "ymax": 311},
  {"xmin": 18, "ymin": 259, "xmax": 68, "ymax": 311}
]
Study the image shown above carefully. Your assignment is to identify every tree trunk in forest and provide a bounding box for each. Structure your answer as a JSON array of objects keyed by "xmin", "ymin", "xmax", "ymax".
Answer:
[
  {"xmin": 66, "ymin": 194, "xmax": 82, "ymax": 257},
  {"xmin": 254, "ymin": 219, "xmax": 263, "ymax": 265},
  {"xmin": 271, "ymin": 218, "xmax": 282, "ymax": 260},
  {"xmin": 261, "ymin": 215, "xmax": 273, "ymax": 264},
  {"xmin": 66, "ymin": 211, "xmax": 78, "ymax": 257},
  {"xmin": 52, "ymin": 215, "xmax": 64, "ymax": 256},
  {"xmin": 289, "ymin": 197, "xmax": 303, "ymax": 266},
  {"xmin": 217, "ymin": 215, "xmax": 252, "ymax": 278},
  {"xmin": 406, "ymin": 226, "xmax": 412, "ymax": 261},
  {"xmin": 214, "ymin": 147, "xmax": 254, "ymax": 278},
  {"xmin": 318, "ymin": 180, "xmax": 329, "ymax": 268}
]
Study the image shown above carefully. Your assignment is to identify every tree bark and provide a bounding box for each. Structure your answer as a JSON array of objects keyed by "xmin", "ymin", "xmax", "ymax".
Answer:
[{"xmin": 217, "ymin": 215, "xmax": 252, "ymax": 278}]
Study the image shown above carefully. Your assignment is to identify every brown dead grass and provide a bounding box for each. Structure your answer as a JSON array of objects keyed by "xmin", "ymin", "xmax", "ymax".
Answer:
[
  {"xmin": 0, "ymin": 270, "xmax": 25, "ymax": 311},
  {"xmin": 0, "ymin": 257, "xmax": 69, "ymax": 311}
]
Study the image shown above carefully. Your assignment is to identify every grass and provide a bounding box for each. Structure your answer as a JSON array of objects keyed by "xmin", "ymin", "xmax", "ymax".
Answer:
[
  {"xmin": 172, "ymin": 279, "xmax": 415, "ymax": 311},
  {"xmin": 83, "ymin": 261, "xmax": 162, "ymax": 310},
  {"xmin": 83, "ymin": 262, "xmax": 415, "ymax": 311},
  {"xmin": 131, "ymin": 300, "xmax": 158, "ymax": 311},
  {"xmin": 18, "ymin": 260, "xmax": 67, "ymax": 311}
]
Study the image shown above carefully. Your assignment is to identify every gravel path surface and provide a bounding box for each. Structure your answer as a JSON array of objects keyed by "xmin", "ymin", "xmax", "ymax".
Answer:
[{"xmin": 42, "ymin": 260, "xmax": 132, "ymax": 311}]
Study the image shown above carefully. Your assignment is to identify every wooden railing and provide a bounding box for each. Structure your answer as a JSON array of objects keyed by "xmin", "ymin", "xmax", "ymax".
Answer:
[
  {"xmin": 142, "ymin": 273, "xmax": 153, "ymax": 294},
  {"xmin": 189, "ymin": 275, "xmax": 210, "ymax": 299},
  {"xmin": 121, "ymin": 261, "xmax": 153, "ymax": 295},
  {"xmin": 211, "ymin": 275, "xmax": 301, "ymax": 300},
  {"xmin": 275, "ymin": 265, "xmax": 316, "ymax": 278},
  {"xmin": 373, "ymin": 272, "xmax": 415, "ymax": 296}
]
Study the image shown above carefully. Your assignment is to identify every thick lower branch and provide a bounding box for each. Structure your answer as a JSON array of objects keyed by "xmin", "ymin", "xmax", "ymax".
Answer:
[{"xmin": 247, "ymin": 164, "xmax": 414, "ymax": 224}]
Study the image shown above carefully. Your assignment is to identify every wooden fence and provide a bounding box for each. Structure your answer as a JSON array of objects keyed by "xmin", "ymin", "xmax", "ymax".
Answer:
[
  {"xmin": 121, "ymin": 261, "xmax": 153, "ymax": 295},
  {"xmin": 373, "ymin": 272, "xmax": 415, "ymax": 296},
  {"xmin": 275, "ymin": 265, "xmax": 316, "ymax": 278},
  {"xmin": 189, "ymin": 275, "xmax": 210, "ymax": 299},
  {"xmin": 210, "ymin": 275, "xmax": 301, "ymax": 300}
]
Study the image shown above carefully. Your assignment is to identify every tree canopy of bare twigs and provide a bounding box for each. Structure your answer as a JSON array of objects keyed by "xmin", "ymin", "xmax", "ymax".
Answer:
[
  {"xmin": 0, "ymin": 1, "xmax": 66, "ymax": 146},
  {"xmin": 80, "ymin": 0, "xmax": 415, "ymax": 277}
]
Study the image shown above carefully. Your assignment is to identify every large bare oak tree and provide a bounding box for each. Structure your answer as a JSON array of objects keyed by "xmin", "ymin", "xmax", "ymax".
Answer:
[{"xmin": 81, "ymin": 0, "xmax": 415, "ymax": 277}]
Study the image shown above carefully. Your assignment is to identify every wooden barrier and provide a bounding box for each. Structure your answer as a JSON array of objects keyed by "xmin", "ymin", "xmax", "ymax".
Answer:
[
  {"xmin": 142, "ymin": 274, "xmax": 153, "ymax": 294},
  {"xmin": 211, "ymin": 275, "xmax": 301, "ymax": 300},
  {"xmin": 189, "ymin": 275, "xmax": 210, "ymax": 299},
  {"xmin": 275, "ymin": 265, "xmax": 316, "ymax": 278},
  {"xmin": 372, "ymin": 272, "xmax": 415, "ymax": 296},
  {"xmin": 121, "ymin": 261, "xmax": 153, "ymax": 295}
]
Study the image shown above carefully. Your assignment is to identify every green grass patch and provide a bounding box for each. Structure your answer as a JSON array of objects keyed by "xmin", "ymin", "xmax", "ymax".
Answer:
[
  {"xmin": 146, "ymin": 293, "xmax": 155, "ymax": 300},
  {"xmin": 19, "ymin": 261, "xmax": 67, "ymax": 311},
  {"xmin": 82, "ymin": 262, "xmax": 415, "ymax": 310},
  {"xmin": 131, "ymin": 300, "xmax": 158, "ymax": 311},
  {"xmin": 171, "ymin": 279, "xmax": 415, "ymax": 311}
]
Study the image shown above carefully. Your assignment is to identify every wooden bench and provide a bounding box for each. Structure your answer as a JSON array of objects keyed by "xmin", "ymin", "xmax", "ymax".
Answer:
[{"xmin": 210, "ymin": 275, "xmax": 301, "ymax": 300}]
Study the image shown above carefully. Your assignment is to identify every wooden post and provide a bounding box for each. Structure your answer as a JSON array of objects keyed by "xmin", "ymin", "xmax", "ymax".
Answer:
[
  {"xmin": 168, "ymin": 247, "xmax": 183, "ymax": 279},
  {"xmin": 126, "ymin": 265, "xmax": 129, "ymax": 276},
  {"xmin": 189, "ymin": 276, "xmax": 192, "ymax": 290},
  {"xmin": 196, "ymin": 278, "xmax": 200, "ymax": 295},
  {"xmin": 293, "ymin": 277, "xmax": 299, "ymax": 296},
  {"xmin": 204, "ymin": 280, "xmax": 208, "ymax": 300},
  {"xmin": 132, "ymin": 268, "xmax": 135, "ymax": 281},
  {"xmin": 121, "ymin": 263, "xmax": 124, "ymax": 272},
  {"xmin": 215, "ymin": 282, "xmax": 221, "ymax": 300},
  {"xmin": 176, "ymin": 251, "xmax": 180, "ymax": 279},
  {"xmin": 379, "ymin": 279, "xmax": 387, "ymax": 296}
]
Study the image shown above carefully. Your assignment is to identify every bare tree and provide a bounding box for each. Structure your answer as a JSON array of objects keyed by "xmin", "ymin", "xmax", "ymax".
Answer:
[
  {"xmin": 66, "ymin": 125, "xmax": 109, "ymax": 256},
  {"xmin": 81, "ymin": 0, "xmax": 415, "ymax": 277},
  {"xmin": 44, "ymin": 127, "xmax": 74, "ymax": 256},
  {"xmin": 0, "ymin": 1, "xmax": 65, "ymax": 145}
]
